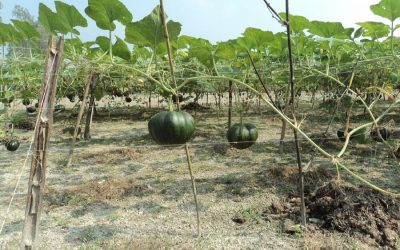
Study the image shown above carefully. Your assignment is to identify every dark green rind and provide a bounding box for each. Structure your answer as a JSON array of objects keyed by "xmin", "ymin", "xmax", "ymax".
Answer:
[
  {"xmin": 227, "ymin": 123, "xmax": 258, "ymax": 149},
  {"xmin": 26, "ymin": 106, "xmax": 36, "ymax": 113},
  {"xmin": 148, "ymin": 111, "xmax": 195, "ymax": 145},
  {"xmin": 55, "ymin": 104, "xmax": 66, "ymax": 112},
  {"xmin": 6, "ymin": 139, "xmax": 20, "ymax": 151},
  {"xmin": 370, "ymin": 127, "xmax": 390, "ymax": 142}
]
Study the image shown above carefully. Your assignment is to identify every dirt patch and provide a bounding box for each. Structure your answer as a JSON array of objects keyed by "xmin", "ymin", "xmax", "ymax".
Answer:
[
  {"xmin": 309, "ymin": 182, "xmax": 400, "ymax": 248},
  {"xmin": 12, "ymin": 119, "xmax": 35, "ymax": 130},
  {"xmin": 82, "ymin": 148, "xmax": 144, "ymax": 164},
  {"xmin": 268, "ymin": 165, "xmax": 335, "ymax": 195},
  {"xmin": 182, "ymin": 102, "xmax": 210, "ymax": 111},
  {"xmin": 267, "ymin": 182, "xmax": 400, "ymax": 248},
  {"xmin": 45, "ymin": 178, "xmax": 154, "ymax": 207}
]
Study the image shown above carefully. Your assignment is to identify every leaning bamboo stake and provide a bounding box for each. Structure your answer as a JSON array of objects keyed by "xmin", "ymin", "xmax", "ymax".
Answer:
[
  {"xmin": 284, "ymin": 0, "xmax": 306, "ymax": 228},
  {"xmin": 184, "ymin": 144, "xmax": 200, "ymax": 237},
  {"xmin": 159, "ymin": 0, "xmax": 201, "ymax": 236},
  {"xmin": 22, "ymin": 36, "xmax": 64, "ymax": 250},
  {"xmin": 228, "ymin": 80, "xmax": 233, "ymax": 128},
  {"xmin": 66, "ymin": 72, "xmax": 94, "ymax": 167},
  {"xmin": 84, "ymin": 74, "xmax": 98, "ymax": 140}
]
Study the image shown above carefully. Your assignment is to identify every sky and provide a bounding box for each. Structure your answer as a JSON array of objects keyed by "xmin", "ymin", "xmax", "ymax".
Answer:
[{"xmin": 0, "ymin": 0, "xmax": 393, "ymax": 43}]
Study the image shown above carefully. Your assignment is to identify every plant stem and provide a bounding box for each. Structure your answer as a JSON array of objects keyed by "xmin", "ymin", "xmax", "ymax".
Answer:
[
  {"xmin": 391, "ymin": 21, "xmax": 394, "ymax": 56},
  {"xmin": 109, "ymin": 30, "xmax": 113, "ymax": 61},
  {"xmin": 184, "ymin": 143, "xmax": 200, "ymax": 237}
]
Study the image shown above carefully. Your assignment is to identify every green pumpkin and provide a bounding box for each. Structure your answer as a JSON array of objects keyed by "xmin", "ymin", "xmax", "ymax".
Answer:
[
  {"xmin": 227, "ymin": 123, "xmax": 258, "ymax": 149},
  {"xmin": 6, "ymin": 139, "xmax": 20, "ymax": 152},
  {"xmin": 26, "ymin": 106, "xmax": 36, "ymax": 113},
  {"xmin": 148, "ymin": 111, "xmax": 195, "ymax": 145},
  {"xmin": 54, "ymin": 104, "xmax": 65, "ymax": 112},
  {"xmin": 370, "ymin": 127, "xmax": 390, "ymax": 142}
]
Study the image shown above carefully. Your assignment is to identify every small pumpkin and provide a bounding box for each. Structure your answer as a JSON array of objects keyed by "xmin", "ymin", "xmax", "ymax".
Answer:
[
  {"xmin": 66, "ymin": 94, "xmax": 75, "ymax": 102},
  {"xmin": 148, "ymin": 111, "xmax": 195, "ymax": 145},
  {"xmin": 5, "ymin": 139, "xmax": 20, "ymax": 151},
  {"xmin": 227, "ymin": 123, "xmax": 258, "ymax": 149},
  {"xmin": 125, "ymin": 96, "xmax": 132, "ymax": 103},
  {"xmin": 370, "ymin": 127, "xmax": 390, "ymax": 141},
  {"xmin": 26, "ymin": 106, "xmax": 36, "ymax": 113},
  {"xmin": 54, "ymin": 104, "xmax": 65, "ymax": 112}
]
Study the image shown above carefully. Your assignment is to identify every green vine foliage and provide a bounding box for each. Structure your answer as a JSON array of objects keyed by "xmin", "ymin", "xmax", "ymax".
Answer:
[{"xmin": 0, "ymin": 0, "xmax": 399, "ymax": 196}]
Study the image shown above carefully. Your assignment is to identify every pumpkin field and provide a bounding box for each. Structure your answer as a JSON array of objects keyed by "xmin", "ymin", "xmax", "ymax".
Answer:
[{"xmin": 0, "ymin": 0, "xmax": 400, "ymax": 249}]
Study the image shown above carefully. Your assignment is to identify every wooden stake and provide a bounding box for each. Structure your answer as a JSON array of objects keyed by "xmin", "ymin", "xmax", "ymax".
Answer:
[
  {"xmin": 66, "ymin": 72, "xmax": 95, "ymax": 167},
  {"xmin": 22, "ymin": 36, "xmax": 64, "ymax": 249},
  {"xmin": 228, "ymin": 81, "xmax": 233, "ymax": 128},
  {"xmin": 184, "ymin": 144, "xmax": 200, "ymax": 237},
  {"xmin": 284, "ymin": 0, "xmax": 306, "ymax": 227},
  {"xmin": 84, "ymin": 74, "xmax": 98, "ymax": 140}
]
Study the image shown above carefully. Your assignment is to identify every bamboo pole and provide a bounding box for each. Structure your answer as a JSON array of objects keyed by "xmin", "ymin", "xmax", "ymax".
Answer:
[
  {"xmin": 22, "ymin": 36, "xmax": 64, "ymax": 249},
  {"xmin": 228, "ymin": 80, "xmax": 233, "ymax": 128},
  {"xmin": 66, "ymin": 72, "xmax": 95, "ymax": 167},
  {"xmin": 84, "ymin": 74, "xmax": 98, "ymax": 140}
]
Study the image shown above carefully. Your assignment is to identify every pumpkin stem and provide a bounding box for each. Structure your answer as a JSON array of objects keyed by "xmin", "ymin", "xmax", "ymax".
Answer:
[
  {"xmin": 10, "ymin": 123, "xmax": 14, "ymax": 138},
  {"xmin": 168, "ymin": 95, "xmax": 173, "ymax": 111}
]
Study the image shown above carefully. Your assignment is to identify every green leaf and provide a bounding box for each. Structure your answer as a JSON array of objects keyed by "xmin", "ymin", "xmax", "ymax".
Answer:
[
  {"xmin": 0, "ymin": 22, "xmax": 22, "ymax": 45},
  {"xmin": 125, "ymin": 6, "xmax": 181, "ymax": 52},
  {"xmin": 95, "ymin": 36, "xmax": 110, "ymax": 51},
  {"xmin": 279, "ymin": 13, "xmax": 310, "ymax": 34},
  {"xmin": 188, "ymin": 38, "xmax": 214, "ymax": 69},
  {"xmin": 85, "ymin": 0, "xmax": 132, "ymax": 31},
  {"xmin": 176, "ymin": 35, "xmax": 197, "ymax": 50},
  {"xmin": 155, "ymin": 42, "xmax": 168, "ymax": 56},
  {"xmin": 132, "ymin": 47, "xmax": 152, "ymax": 63},
  {"xmin": 11, "ymin": 20, "xmax": 40, "ymax": 40},
  {"xmin": 215, "ymin": 40, "xmax": 237, "ymax": 60},
  {"xmin": 64, "ymin": 37, "xmax": 91, "ymax": 54},
  {"xmin": 113, "ymin": 36, "xmax": 131, "ymax": 60},
  {"xmin": 344, "ymin": 28, "xmax": 355, "ymax": 39},
  {"xmin": 95, "ymin": 36, "xmax": 131, "ymax": 60},
  {"xmin": 309, "ymin": 21, "xmax": 349, "ymax": 39},
  {"xmin": 268, "ymin": 32, "xmax": 288, "ymax": 56},
  {"xmin": 55, "ymin": 1, "xmax": 87, "ymax": 35},
  {"xmin": 370, "ymin": 0, "xmax": 400, "ymax": 22},
  {"xmin": 357, "ymin": 22, "xmax": 390, "ymax": 39},
  {"xmin": 237, "ymin": 27, "xmax": 274, "ymax": 49},
  {"xmin": 395, "ymin": 24, "xmax": 400, "ymax": 30},
  {"xmin": 353, "ymin": 27, "xmax": 364, "ymax": 39},
  {"xmin": 39, "ymin": 3, "xmax": 69, "ymax": 35}
]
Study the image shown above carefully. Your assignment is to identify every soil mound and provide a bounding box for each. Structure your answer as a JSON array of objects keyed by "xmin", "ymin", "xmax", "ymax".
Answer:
[
  {"xmin": 268, "ymin": 182, "xmax": 400, "ymax": 248},
  {"xmin": 182, "ymin": 102, "xmax": 210, "ymax": 111},
  {"xmin": 308, "ymin": 182, "xmax": 399, "ymax": 248}
]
